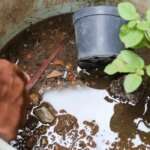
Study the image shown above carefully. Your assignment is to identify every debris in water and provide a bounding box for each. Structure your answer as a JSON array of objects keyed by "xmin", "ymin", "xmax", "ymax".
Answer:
[
  {"xmin": 25, "ymin": 115, "xmax": 39, "ymax": 130},
  {"xmin": 54, "ymin": 144, "xmax": 69, "ymax": 150},
  {"xmin": 26, "ymin": 135, "xmax": 38, "ymax": 149},
  {"xmin": 54, "ymin": 114, "xmax": 78, "ymax": 136},
  {"xmin": 47, "ymin": 70, "xmax": 63, "ymax": 79},
  {"xmin": 77, "ymin": 66, "xmax": 82, "ymax": 73},
  {"xmin": 66, "ymin": 63, "xmax": 73, "ymax": 70},
  {"xmin": 108, "ymin": 77, "xmax": 147, "ymax": 105},
  {"xmin": 34, "ymin": 125, "xmax": 49, "ymax": 136},
  {"xmin": 33, "ymin": 102, "xmax": 56, "ymax": 124},
  {"xmin": 25, "ymin": 53, "xmax": 33, "ymax": 60},
  {"xmin": 40, "ymin": 136, "xmax": 49, "ymax": 148},
  {"xmin": 83, "ymin": 121, "xmax": 99, "ymax": 135},
  {"xmin": 29, "ymin": 92, "xmax": 41, "ymax": 105},
  {"xmin": 51, "ymin": 59, "xmax": 64, "ymax": 66},
  {"xmin": 63, "ymin": 70, "xmax": 68, "ymax": 79}
]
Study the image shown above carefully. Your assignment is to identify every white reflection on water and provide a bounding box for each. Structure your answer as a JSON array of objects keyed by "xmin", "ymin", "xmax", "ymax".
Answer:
[
  {"xmin": 43, "ymin": 86, "xmax": 117, "ymax": 149},
  {"xmin": 43, "ymin": 85, "xmax": 150, "ymax": 149}
]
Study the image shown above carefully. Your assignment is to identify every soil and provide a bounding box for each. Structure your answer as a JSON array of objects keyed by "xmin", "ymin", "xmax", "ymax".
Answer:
[
  {"xmin": 1, "ymin": 14, "xmax": 77, "ymax": 92},
  {"xmin": 83, "ymin": 121, "xmax": 99, "ymax": 136},
  {"xmin": 54, "ymin": 114, "xmax": 78, "ymax": 136},
  {"xmin": 13, "ymin": 104, "xmax": 99, "ymax": 150},
  {"xmin": 108, "ymin": 77, "xmax": 149, "ymax": 105},
  {"xmin": 0, "ymin": 13, "xmax": 150, "ymax": 150}
]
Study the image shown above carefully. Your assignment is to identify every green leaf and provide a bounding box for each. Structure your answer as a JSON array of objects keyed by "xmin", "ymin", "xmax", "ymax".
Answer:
[
  {"xmin": 120, "ymin": 24, "xmax": 130, "ymax": 34},
  {"xmin": 133, "ymin": 39, "xmax": 146, "ymax": 49},
  {"xmin": 137, "ymin": 21, "xmax": 150, "ymax": 31},
  {"xmin": 117, "ymin": 50, "xmax": 145, "ymax": 70},
  {"xmin": 123, "ymin": 74, "xmax": 142, "ymax": 93},
  {"xmin": 104, "ymin": 50, "xmax": 145, "ymax": 75},
  {"xmin": 144, "ymin": 40, "xmax": 150, "ymax": 48},
  {"xmin": 118, "ymin": 2, "xmax": 139, "ymax": 20},
  {"xmin": 134, "ymin": 38, "xmax": 150, "ymax": 49},
  {"xmin": 120, "ymin": 29, "xmax": 144, "ymax": 48},
  {"xmin": 146, "ymin": 9, "xmax": 150, "ymax": 21},
  {"xmin": 112, "ymin": 58, "xmax": 135, "ymax": 73},
  {"xmin": 145, "ymin": 31, "xmax": 150, "ymax": 42},
  {"xmin": 146, "ymin": 64, "xmax": 150, "ymax": 76},
  {"xmin": 104, "ymin": 63, "xmax": 118, "ymax": 75},
  {"xmin": 136, "ymin": 69, "xmax": 144, "ymax": 76},
  {"xmin": 128, "ymin": 20, "xmax": 137, "ymax": 29}
]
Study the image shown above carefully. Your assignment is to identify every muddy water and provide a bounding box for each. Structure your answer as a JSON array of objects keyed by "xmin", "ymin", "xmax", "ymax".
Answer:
[
  {"xmin": 42, "ymin": 75, "xmax": 150, "ymax": 149},
  {"xmin": 1, "ymin": 12, "xmax": 150, "ymax": 149},
  {"xmin": 43, "ymin": 86, "xmax": 116, "ymax": 149}
]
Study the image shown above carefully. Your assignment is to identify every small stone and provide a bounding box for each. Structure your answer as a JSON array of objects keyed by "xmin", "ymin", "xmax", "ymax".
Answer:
[
  {"xmin": 40, "ymin": 136, "xmax": 48, "ymax": 147},
  {"xmin": 33, "ymin": 102, "xmax": 56, "ymax": 124}
]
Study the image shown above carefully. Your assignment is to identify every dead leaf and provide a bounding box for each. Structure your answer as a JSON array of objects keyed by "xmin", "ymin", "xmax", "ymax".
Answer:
[
  {"xmin": 51, "ymin": 59, "xmax": 64, "ymax": 66},
  {"xmin": 47, "ymin": 70, "xmax": 63, "ymax": 79}
]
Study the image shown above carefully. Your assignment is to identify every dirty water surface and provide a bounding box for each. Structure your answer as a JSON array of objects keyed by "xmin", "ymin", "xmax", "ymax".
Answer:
[
  {"xmin": 0, "ymin": 14, "xmax": 150, "ymax": 150},
  {"xmin": 42, "ymin": 85, "xmax": 150, "ymax": 150}
]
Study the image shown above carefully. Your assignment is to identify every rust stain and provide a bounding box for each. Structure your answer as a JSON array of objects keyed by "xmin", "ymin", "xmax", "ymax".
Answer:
[{"xmin": 0, "ymin": 0, "xmax": 35, "ymax": 36}]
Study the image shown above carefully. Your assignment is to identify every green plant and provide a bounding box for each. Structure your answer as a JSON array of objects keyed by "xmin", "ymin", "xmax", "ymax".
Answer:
[
  {"xmin": 118, "ymin": 2, "xmax": 150, "ymax": 48},
  {"xmin": 105, "ymin": 50, "xmax": 150, "ymax": 93},
  {"xmin": 104, "ymin": 2, "xmax": 150, "ymax": 93}
]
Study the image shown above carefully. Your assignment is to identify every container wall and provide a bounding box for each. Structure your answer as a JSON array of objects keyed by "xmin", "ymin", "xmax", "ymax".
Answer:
[{"xmin": 0, "ymin": 0, "xmax": 149, "ymax": 50}]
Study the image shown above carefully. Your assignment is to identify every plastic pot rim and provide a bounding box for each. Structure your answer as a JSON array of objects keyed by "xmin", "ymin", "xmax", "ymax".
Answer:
[{"xmin": 73, "ymin": 5, "xmax": 119, "ymax": 24}]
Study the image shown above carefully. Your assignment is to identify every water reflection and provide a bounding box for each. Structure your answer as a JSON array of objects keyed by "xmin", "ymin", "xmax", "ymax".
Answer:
[
  {"xmin": 43, "ymin": 86, "xmax": 117, "ymax": 149},
  {"xmin": 43, "ymin": 85, "xmax": 150, "ymax": 149}
]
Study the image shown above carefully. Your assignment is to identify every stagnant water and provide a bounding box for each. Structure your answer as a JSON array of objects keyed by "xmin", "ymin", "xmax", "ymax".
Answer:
[
  {"xmin": 1, "ymin": 12, "xmax": 150, "ymax": 149},
  {"xmin": 43, "ymin": 84, "xmax": 150, "ymax": 149}
]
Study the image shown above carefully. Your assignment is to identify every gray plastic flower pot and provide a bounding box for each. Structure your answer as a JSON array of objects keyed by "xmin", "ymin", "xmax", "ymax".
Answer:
[{"xmin": 73, "ymin": 6, "xmax": 126, "ymax": 69}]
